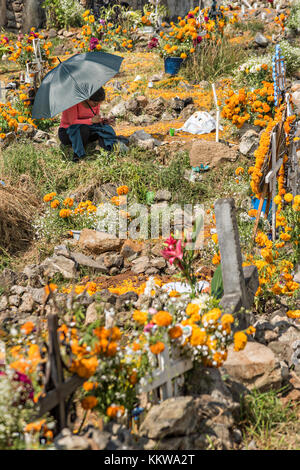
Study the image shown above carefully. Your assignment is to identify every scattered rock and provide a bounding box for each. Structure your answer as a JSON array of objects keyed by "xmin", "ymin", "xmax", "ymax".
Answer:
[
  {"xmin": 254, "ymin": 33, "xmax": 269, "ymax": 47},
  {"xmin": 109, "ymin": 101, "xmax": 127, "ymax": 118},
  {"xmin": 131, "ymin": 256, "xmax": 150, "ymax": 274},
  {"xmin": 179, "ymin": 103, "xmax": 197, "ymax": 120},
  {"xmin": 129, "ymin": 129, "xmax": 162, "ymax": 149},
  {"xmin": 144, "ymin": 97, "xmax": 166, "ymax": 118},
  {"xmin": 291, "ymin": 90, "xmax": 300, "ymax": 114},
  {"xmin": 78, "ymin": 229, "xmax": 124, "ymax": 255},
  {"xmin": 222, "ymin": 341, "xmax": 282, "ymax": 391},
  {"xmin": 96, "ymin": 252, "xmax": 123, "ymax": 270},
  {"xmin": 72, "ymin": 252, "xmax": 108, "ymax": 274},
  {"xmin": 18, "ymin": 293, "xmax": 34, "ymax": 313},
  {"xmin": 85, "ymin": 302, "xmax": 102, "ymax": 325},
  {"xmin": 154, "ymin": 189, "xmax": 172, "ymax": 202},
  {"xmin": 139, "ymin": 396, "xmax": 197, "ymax": 440},
  {"xmin": 239, "ymin": 129, "xmax": 259, "ymax": 156},
  {"xmin": 121, "ymin": 240, "xmax": 144, "ymax": 259},
  {"xmin": 48, "ymin": 28, "xmax": 57, "ymax": 38},
  {"xmin": 41, "ymin": 255, "xmax": 77, "ymax": 280},
  {"xmin": 33, "ymin": 129, "xmax": 49, "ymax": 142},
  {"xmin": 54, "ymin": 428, "xmax": 91, "ymax": 450}
]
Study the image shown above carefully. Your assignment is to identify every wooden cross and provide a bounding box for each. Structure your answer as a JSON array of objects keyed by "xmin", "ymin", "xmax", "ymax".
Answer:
[
  {"xmin": 35, "ymin": 314, "xmax": 84, "ymax": 434},
  {"xmin": 138, "ymin": 340, "xmax": 193, "ymax": 401}
]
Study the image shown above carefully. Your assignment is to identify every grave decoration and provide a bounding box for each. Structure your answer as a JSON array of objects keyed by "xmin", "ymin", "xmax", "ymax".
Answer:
[{"xmin": 251, "ymin": 45, "xmax": 299, "ymax": 241}]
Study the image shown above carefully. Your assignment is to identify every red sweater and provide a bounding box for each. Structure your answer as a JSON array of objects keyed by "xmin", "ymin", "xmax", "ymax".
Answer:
[{"xmin": 60, "ymin": 102, "xmax": 100, "ymax": 128}]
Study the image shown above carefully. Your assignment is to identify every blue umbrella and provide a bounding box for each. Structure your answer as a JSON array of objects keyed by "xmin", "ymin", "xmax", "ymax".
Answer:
[{"xmin": 32, "ymin": 51, "xmax": 123, "ymax": 119}]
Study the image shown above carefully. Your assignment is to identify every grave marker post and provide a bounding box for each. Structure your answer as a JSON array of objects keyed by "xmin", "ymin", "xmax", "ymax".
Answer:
[{"xmin": 214, "ymin": 198, "xmax": 259, "ymax": 328}]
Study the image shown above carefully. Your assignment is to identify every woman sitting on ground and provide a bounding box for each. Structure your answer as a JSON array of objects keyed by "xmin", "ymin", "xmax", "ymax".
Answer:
[{"xmin": 58, "ymin": 87, "xmax": 116, "ymax": 162}]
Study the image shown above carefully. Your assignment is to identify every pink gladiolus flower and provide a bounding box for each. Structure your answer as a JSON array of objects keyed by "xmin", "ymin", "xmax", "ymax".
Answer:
[
  {"xmin": 161, "ymin": 239, "xmax": 184, "ymax": 265},
  {"xmin": 164, "ymin": 235, "xmax": 177, "ymax": 248}
]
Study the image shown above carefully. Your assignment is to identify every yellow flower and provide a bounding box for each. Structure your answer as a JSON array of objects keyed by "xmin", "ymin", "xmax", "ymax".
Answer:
[
  {"xmin": 274, "ymin": 195, "xmax": 281, "ymax": 205},
  {"xmin": 211, "ymin": 233, "xmax": 218, "ymax": 244},
  {"xmin": 284, "ymin": 193, "xmax": 293, "ymax": 203},
  {"xmin": 221, "ymin": 314, "xmax": 234, "ymax": 325},
  {"xmin": 43, "ymin": 192, "xmax": 57, "ymax": 202}
]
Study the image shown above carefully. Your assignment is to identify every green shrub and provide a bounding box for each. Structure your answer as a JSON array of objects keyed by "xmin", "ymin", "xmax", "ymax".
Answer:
[{"xmin": 43, "ymin": 0, "xmax": 84, "ymax": 30}]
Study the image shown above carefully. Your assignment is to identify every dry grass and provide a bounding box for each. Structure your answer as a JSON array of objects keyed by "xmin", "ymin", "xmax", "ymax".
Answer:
[{"xmin": 0, "ymin": 182, "xmax": 39, "ymax": 255}]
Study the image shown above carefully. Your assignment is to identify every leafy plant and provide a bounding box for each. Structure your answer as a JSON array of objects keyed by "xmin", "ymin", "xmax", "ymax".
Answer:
[
  {"xmin": 43, "ymin": 0, "xmax": 84, "ymax": 29},
  {"xmin": 286, "ymin": 0, "xmax": 300, "ymax": 33}
]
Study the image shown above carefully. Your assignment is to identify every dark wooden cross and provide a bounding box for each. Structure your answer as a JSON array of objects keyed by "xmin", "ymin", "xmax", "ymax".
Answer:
[{"xmin": 35, "ymin": 314, "xmax": 85, "ymax": 434}]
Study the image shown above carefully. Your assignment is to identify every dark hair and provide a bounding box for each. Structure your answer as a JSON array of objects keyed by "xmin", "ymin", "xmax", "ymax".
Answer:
[{"xmin": 89, "ymin": 87, "xmax": 105, "ymax": 102}]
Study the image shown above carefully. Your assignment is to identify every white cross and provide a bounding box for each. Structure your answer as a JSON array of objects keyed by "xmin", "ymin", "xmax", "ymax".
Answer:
[{"xmin": 139, "ymin": 340, "xmax": 193, "ymax": 400}]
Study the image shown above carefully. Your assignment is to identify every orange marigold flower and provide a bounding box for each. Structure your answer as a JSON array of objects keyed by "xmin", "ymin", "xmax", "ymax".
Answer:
[
  {"xmin": 150, "ymin": 341, "xmax": 165, "ymax": 355},
  {"xmin": 43, "ymin": 192, "xmax": 57, "ymax": 202},
  {"xmin": 116, "ymin": 185, "xmax": 129, "ymax": 195},
  {"xmin": 286, "ymin": 310, "xmax": 300, "ymax": 319},
  {"xmin": 186, "ymin": 303, "xmax": 200, "ymax": 316},
  {"xmin": 44, "ymin": 283, "xmax": 58, "ymax": 295},
  {"xmin": 168, "ymin": 325, "xmax": 183, "ymax": 339},
  {"xmin": 59, "ymin": 208, "xmax": 71, "ymax": 218},
  {"xmin": 190, "ymin": 327, "xmax": 206, "ymax": 346},
  {"xmin": 133, "ymin": 310, "xmax": 148, "ymax": 325},
  {"xmin": 235, "ymin": 167, "xmax": 244, "ymax": 176},
  {"xmin": 81, "ymin": 395, "xmax": 98, "ymax": 410},
  {"xmin": 284, "ymin": 193, "xmax": 293, "ymax": 203},
  {"xmin": 20, "ymin": 321, "xmax": 35, "ymax": 335},
  {"xmin": 233, "ymin": 331, "xmax": 247, "ymax": 351},
  {"xmin": 50, "ymin": 199, "xmax": 60, "ymax": 209},
  {"xmin": 153, "ymin": 311, "xmax": 172, "ymax": 327}
]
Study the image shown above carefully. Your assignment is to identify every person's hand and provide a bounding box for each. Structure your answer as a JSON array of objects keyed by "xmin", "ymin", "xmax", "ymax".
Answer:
[
  {"xmin": 102, "ymin": 117, "xmax": 115, "ymax": 126},
  {"xmin": 91, "ymin": 115, "xmax": 103, "ymax": 124}
]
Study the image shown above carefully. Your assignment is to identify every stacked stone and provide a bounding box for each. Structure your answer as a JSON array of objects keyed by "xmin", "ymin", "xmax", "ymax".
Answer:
[{"xmin": 5, "ymin": 0, "xmax": 24, "ymax": 32}]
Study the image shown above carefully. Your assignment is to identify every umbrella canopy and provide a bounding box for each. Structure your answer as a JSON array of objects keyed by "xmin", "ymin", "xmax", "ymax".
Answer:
[{"xmin": 32, "ymin": 51, "xmax": 123, "ymax": 120}]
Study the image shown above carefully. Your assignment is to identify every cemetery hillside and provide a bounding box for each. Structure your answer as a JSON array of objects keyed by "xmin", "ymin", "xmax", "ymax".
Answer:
[{"xmin": 0, "ymin": 0, "xmax": 300, "ymax": 452}]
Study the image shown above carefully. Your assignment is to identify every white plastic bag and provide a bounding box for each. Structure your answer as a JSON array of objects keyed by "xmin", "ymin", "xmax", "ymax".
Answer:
[{"xmin": 178, "ymin": 111, "xmax": 223, "ymax": 135}]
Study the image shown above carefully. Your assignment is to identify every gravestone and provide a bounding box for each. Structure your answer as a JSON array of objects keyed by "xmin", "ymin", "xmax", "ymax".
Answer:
[{"xmin": 214, "ymin": 198, "xmax": 259, "ymax": 329}]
